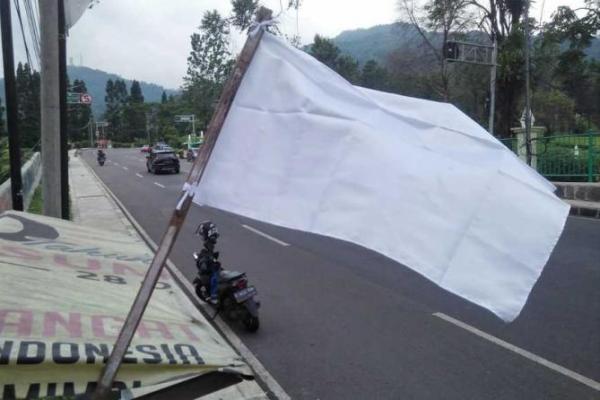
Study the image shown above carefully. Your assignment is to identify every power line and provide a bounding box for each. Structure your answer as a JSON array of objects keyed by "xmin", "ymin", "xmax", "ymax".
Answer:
[
  {"xmin": 23, "ymin": 0, "xmax": 40, "ymax": 65},
  {"xmin": 12, "ymin": 0, "xmax": 32, "ymax": 68},
  {"xmin": 31, "ymin": 0, "xmax": 39, "ymax": 24}
]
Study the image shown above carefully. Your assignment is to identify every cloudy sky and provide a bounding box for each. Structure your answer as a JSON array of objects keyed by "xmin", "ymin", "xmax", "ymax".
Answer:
[{"xmin": 3, "ymin": 0, "xmax": 590, "ymax": 90}]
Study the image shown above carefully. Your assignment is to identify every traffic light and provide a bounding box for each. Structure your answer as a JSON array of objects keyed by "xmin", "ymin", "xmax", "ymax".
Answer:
[{"xmin": 444, "ymin": 41, "xmax": 459, "ymax": 61}]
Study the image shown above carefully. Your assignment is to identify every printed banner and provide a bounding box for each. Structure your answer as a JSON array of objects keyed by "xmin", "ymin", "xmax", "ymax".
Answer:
[{"xmin": 0, "ymin": 212, "xmax": 250, "ymax": 399}]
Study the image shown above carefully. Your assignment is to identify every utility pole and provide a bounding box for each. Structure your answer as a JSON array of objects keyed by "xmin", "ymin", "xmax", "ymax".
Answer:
[
  {"xmin": 59, "ymin": 0, "xmax": 69, "ymax": 220},
  {"xmin": 40, "ymin": 0, "xmax": 61, "ymax": 217},
  {"xmin": 145, "ymin": 113, "xmax": 150, "ymax": 143},
  {"xmin": 89, "ymin": 117, "xmax": 94, "ymax": 147},
  {"xmin": 488, "ymin": 41, "xmax": 497, "ymax": 135},
  {"xmin": 0, "ymin": 0, "xmax": 24, "ymax": 211},
  {"xmin": 524, "ymin": 0, "xmax": 533, "ymax": 165}
]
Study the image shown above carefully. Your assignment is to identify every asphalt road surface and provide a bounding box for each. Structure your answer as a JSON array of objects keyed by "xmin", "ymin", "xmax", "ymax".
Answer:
[{"xmin": 82, "ymin": 148, "xmax": 599, "ymax": 400}]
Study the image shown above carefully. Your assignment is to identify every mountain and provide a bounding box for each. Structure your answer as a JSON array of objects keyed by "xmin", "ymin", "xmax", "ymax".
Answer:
[
  {"xmin": 333, "ymin": 23, "xmax": 423, "ymax": 65},
  {"xmin": 66, "ymin": 65, "xmax": 178, "ymax": 117},
  {"xmin": 0, "ymin": 66, "xmax": 178, "ymax": 118},
  {"xmin": 327, "ymin": 22, "xmax": 600, "ymax": 65}
]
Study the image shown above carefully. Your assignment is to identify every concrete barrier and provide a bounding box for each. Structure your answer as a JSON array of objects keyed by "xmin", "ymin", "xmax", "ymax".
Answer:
[
  {"xmin": 0, "ymin": 152, "xmax": 42, "ymax": 211},
  {"xmin": 554, "ymin": 182, "xmax": 600, "ymax": 203}
]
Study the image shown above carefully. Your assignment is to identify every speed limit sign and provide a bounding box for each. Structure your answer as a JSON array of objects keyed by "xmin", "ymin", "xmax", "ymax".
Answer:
[{"xmin": 80, "ymin": 93, "xmax": 92, "ymax": 104}]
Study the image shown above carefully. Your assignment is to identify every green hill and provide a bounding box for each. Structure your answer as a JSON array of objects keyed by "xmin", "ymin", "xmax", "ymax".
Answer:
[
  {"xmin": 66, "ymin": 65, "xmax": 178, "ymax": 117},
  {"xmin": 327, "ymin": 22, "xmax": 600, "ymax": 65},
  {"xmin": 333, "ymin": 22, "xmax": 423, "ymax": 64},
  {"xmin": 0, "ymin": 66, "xmax": 178, "ymax": 118}
]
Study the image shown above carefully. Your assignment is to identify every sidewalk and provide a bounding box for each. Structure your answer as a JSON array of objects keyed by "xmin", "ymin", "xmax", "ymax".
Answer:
[{"xmin": 69, "ymin": 151, "xmax": 268, "ymax": 400}]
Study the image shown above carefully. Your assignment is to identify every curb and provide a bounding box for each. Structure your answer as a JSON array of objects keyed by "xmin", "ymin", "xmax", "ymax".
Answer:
[
  {"xmin": 78, "ymin": 153, "xmax": 290, "ymax": 400},
  {"xmin": 569, "ymin": 204, "xmax": 600, "ymax": 219}
]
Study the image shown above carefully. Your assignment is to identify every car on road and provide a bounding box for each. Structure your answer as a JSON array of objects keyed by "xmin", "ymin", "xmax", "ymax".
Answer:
[
  {"xmin": 153, "ymin": 141, "xmax": 172, "ymax": 152},
  {"xmin": 140, "ymin": 144, "xmax": 151, "ymax": 153},
  {"xmin": 146, "ymin": 149, "xmax": 180, "ymax": 174}
]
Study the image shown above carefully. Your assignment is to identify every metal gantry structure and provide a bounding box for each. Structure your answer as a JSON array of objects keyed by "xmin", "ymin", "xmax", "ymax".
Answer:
[{"xmin": 445, "ymin": 40, "xmax": 498, "ymax": 135}]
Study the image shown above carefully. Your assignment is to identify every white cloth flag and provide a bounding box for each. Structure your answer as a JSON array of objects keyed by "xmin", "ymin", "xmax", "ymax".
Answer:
[
  {"xmin": 64, "ymin": 0, "xmax": 94, "ymax": 30},
  {"xmin": 194, "ymin": 33, "xmax": 570, "ymax": 322}
]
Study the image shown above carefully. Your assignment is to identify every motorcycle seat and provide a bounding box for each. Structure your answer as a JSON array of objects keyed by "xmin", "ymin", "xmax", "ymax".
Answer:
[{"xmin": 219, "ymin": 270, "xmax": 245, "ymax": 281}]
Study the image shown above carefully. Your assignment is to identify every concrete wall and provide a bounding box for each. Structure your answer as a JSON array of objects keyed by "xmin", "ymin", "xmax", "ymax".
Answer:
[
  {"xmin": 0, "ymin": 152, "xmax": 42, "ymax": 211},
  {"xmin": 554, "ymin": 182, "xmax": 600, "ymax": 203}
]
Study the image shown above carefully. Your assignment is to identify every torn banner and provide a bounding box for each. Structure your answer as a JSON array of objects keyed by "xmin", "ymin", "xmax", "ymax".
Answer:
[
  {"xmin": 0, "ymin": 212, "xmax": 250, "ymax": 399},
  {"xmin": 194, "ymin": 33, "xmax": 569, "ymax": 322}
]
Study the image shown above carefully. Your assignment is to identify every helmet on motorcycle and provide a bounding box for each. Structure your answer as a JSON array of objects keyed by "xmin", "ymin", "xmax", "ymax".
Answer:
[{"xmin": 199, "ymin": 221, "xmax": 219, "ymax": 243}]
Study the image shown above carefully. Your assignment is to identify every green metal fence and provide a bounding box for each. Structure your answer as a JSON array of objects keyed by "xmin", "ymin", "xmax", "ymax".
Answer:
[{"xmin": 499, "ymin": 132, "xmax": 600, "ymax": 182}]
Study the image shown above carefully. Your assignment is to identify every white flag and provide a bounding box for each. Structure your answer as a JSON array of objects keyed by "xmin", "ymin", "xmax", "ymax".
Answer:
[
  {"xmin": 194, "ymin": 33, "xmax": 569, "ymax": 322},
  {"xmin": 64, "ymin": 0, "xmax": 94, "ymax": 30}
]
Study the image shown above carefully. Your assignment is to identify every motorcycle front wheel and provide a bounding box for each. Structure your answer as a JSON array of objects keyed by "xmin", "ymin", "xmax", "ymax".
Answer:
[{"xmin": 194, "ymin": 284, "xmax": 208, "ymax": 302}]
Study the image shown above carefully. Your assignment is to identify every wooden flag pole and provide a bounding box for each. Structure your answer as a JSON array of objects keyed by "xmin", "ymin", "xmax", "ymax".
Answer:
[{"xmin": 93, "ymin": 8, "xmax": 272, "ymax": 399}]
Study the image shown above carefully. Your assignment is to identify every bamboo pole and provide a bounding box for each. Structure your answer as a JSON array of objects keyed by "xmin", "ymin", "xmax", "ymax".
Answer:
[{"xmin": 93, "ymin": 8, "xmax": 272, "ymax": 398}]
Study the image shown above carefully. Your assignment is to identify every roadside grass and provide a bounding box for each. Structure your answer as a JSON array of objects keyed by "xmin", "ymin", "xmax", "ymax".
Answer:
[
  {"xmin": 26, "ymin": 184, "xmax": 73, "ymax": 219},
  {"xmin": 27, "ymin": 184, "xmax": 43, "ymax": 214}
]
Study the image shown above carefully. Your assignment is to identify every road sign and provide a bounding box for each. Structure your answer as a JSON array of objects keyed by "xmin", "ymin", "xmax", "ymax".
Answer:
[
  {"xmin": 67, "ymin": 92, "xmax": 93, "ymax": 105},
  {"xmin": 175, "ymin": 114, "xmax": 194, "ymax": 123},
  {"xmin": 80, "ymin": 93, "xmax": 92, "ymax": 104},
  {"xmin": 67, "ymin": 92, "xmax": 80, "ymax": 104}
]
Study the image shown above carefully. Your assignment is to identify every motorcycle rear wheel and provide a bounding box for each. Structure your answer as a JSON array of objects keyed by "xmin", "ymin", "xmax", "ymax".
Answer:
[{"xmin": 243, "ymin": 315, "xmax": 259, "ymax": 332}]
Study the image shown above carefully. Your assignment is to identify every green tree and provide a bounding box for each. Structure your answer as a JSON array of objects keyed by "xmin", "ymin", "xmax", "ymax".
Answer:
[
  {"xmin": 161, "ymin": 90, "xmax": 167, "ymax": 104},
  {"xmin": 186, "ymin": 10, "xmax": 232, "ymax": 84},
  {"xmin": 309, "ymin": 34, "xmax": 361, "ymax": 83},
  {"xmin": 184, "ymin": 10, "xmax": 234, "ymax": 130},
  {"xmin": 462, "ymin": 0, "xmax": 528, "ymax": 136},
  {"xmin": 542, "ymin": 1, "xmax": 600, "ymax": 127},
  {"xmin": 397, "ymin": 0, "xmax": 474, "ymax": 101},
  {"xmin": 104, "ymin": 78, "xmax": 128, "ymax": 141},
  {"xmin": 230, "ymin": 0, "xmax": 259, "ymax": 31},
  {"xmin": 361, "ymin": 60, "xmax": 390, "ymax": 90},
  {"xmin": 0, "ymin": 98, "xmax": 4, "ymax": 136},
  {"xmin": 532, "ymin": 90, "xmax": 576, "ymax": 134},
  {"xmin": 310, "ymin": 35, "xmax": 340, "ymax": 69},
  {"xmin": 335, "ymin": 54, "xmax": 360, "ymax": 83},
  {"xmin": 122, "ymin": 80, "xmax": 146, "ymax": 142},
  {"xmin": 15, "ymin": 62, "xmax": 40, "ymax": 149}
]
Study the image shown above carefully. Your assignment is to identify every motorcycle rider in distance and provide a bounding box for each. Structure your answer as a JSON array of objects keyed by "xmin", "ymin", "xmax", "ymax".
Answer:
[
  {"xmin": 97, "ymin": 148, "xmax": 106, "ymax": 165},
  {"xmin": 197, "ymin": 221, "xmax": 221, "ymax": 305}
]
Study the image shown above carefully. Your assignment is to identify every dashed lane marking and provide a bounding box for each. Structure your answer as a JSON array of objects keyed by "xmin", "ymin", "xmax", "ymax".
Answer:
[
  {"xmin": 241, "ymin": 224, "xmax": 290, "ymax": 247},
  {"xmin": 433, "ymin": 312, "xmax": 600, "ymax": 392}
]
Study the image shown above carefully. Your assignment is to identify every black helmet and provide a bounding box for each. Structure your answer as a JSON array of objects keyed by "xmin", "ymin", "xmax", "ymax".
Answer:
[{"xmin": 199, "ymin": 221, "xmax": 219, "ymax": 243}]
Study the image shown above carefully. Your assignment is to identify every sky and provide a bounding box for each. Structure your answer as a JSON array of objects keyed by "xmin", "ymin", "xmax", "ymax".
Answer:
[{"xmin": 1, "ymin": 0, "xmax": 590, "ymax": 90}]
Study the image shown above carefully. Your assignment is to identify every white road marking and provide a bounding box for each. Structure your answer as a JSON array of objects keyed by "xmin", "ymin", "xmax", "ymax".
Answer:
[
  {"xmin": 242, "ymin": 224, "xmax": 290, "ymax": 246},
  {"xmin": 122, "ymin": 166, "xmax": 128, "ymax": 170},
  {"xmin": 153, "ymin": 182, "xmax": 165, "ymax": 188},
  {"xmin": 433, "ymin": 312, "xmax": 600, "ymax": 392},
  {"xmin": 135, "ymin": 173, "xmax": 143, "ymax": 178},
  {"xmin": 114, "ymin": 162, "xmax": 119, "ymax": 166}
]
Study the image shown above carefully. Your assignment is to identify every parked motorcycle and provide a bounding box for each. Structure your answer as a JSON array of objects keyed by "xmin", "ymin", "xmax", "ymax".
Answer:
[
  {"xmin": 97, "ymin": 150, "xmax": 106, "ymax": 166},
  {"xmin": 192, "ymin": 221, "xmax": 260, "ymax": 332}
]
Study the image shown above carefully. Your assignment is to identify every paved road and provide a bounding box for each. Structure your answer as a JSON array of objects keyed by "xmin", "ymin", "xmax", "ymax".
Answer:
[{"xmin": 82, "ymin": 149, "xmax": 599, "ymax": 400}]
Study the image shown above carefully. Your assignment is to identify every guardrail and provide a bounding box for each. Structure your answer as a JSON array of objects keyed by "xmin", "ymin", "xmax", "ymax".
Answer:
[
  {"xmin": 0, "ymin": 152, "xmax": 42, "ymax": 211},
  {"xmin": 500, "ymin": 132, "xmax": 600, "ymax": 182}
]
